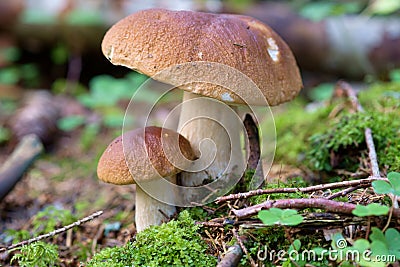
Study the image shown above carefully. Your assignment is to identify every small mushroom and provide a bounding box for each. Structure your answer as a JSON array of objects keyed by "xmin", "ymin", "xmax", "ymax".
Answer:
[
  {"xmin": 97, "ymin": 126, "xmax": 196, "ymax": 232},
  {"xmin": 101, "ymin": 9, "xmax": 303, "ymax": 199}
]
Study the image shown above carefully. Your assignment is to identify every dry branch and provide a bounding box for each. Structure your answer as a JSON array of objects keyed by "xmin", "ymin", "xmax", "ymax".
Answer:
[
  {"xmin": 232, "ymin": 198, "xmax": 400, "ymax": 219},
  {"xmin": 0, "ymin": 211, "xmax": 103, "ymax": 252},
  {"xmin": 0, "ymin": 134, "xmax": 43, "ymax": 200},
  {"xmin": 216, "ymin": 177, "xmax": 386, "ymax": 203},
  {"xmin": 336, "ymin": 81, "xmax": 380, "ymax": 178},
  {"xmin": 217, "ymin": 244, "xmax": 243, "ymax": 267}
]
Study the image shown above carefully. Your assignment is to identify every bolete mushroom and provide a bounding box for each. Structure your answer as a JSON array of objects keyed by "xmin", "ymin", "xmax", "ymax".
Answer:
[
  {"xmin": 97, "ymin": 126, "xmax": 196, "ymax": 231},
  {"xmin": 101, "ymin": 9, "xmax": 302, "ymax": 198}
]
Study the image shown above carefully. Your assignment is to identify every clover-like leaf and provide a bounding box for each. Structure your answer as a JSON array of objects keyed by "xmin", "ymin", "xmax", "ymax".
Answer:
[
  {"xmin": 370, "ymin": 227, "xmax": 386, "ymax": 244},
  {"xmin": 388, "ymin": 172, "xmax": 400, "ymax": 196},
  {"xmin": 352, "ymin": 239, "xmax": 370, "ymax": 252},
  {"xmin": 371, "ymin": 240, "xmax": 389, "ymax": 258},
  {"xmin": 352, "ymin": 203, "xmax": 389, "ymax": 217},
  {"xmin": 385, "ymin": 228, "xmax": 400, "ymax": 259},
  {"xmin": 258, "ymin": 208, "xmax": 304, "ymax": 226},
  {"xmin": 372, "ymin": 180, "xmax": 393, "ymax": 194},
  {"xmin": 372, "ymin": 172, "xmax": 400, "ymax": 196}
]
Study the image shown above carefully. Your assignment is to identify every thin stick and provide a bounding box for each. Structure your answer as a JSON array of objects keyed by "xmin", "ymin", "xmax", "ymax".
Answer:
[
  {"xmin": 231, "ymin": 229, "xmax": 256, "ymax": 267},
  {"xmin": 216, "ymin": 177, "xmax": 386, "ymax": 203},
  {"xmin": 337, "ymin": 81, "xmax": 380, "ymax": 178},
  {"xmin": 327, "ymin": 186, "xmax": 362, "ymax": 200},
  {"xmin": 217, "ymin": 244, "xmax": 242, "ymax": 267},
  {"xmin": 336, "ymin": 81, "xmax": 364, "ymax": 112},
  {"xmin": 364, "ymin": 128, "xmax": 380, "ymax": 177},
  {"xmin": 0, "ymin": 134, "xmax": 44, "ymax": 200},
  {"xmin": 0, "ymin": 211, "xmax": 103, "ymax": 252},
  {"xmin": 232, "ymin": 198, "xmax": 400, "ymax": 219},
  {"xmin": 382, "ymin": 196, "xmax": 397, "ymax": 233}
]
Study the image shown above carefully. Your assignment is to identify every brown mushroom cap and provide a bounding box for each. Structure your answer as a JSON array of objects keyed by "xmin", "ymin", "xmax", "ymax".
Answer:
[
  {"xmin": 101, "ymin": 8, "xmax": 302, "ymax": 106},
  {"xmin": 97, "ymin": 126, "xmax": 196, "ymax": 185}
]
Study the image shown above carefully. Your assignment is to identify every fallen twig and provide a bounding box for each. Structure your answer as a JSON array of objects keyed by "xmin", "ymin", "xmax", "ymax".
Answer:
[
  {"xmin": 336, "ymin": 81, "xmax": 380, "ymax": 178},
  {"xmin": 336, "ymin": 81, "xmax": 364, "ymax": 112},
  {"xmin": 0, "ymin": 134, "xmax": 44, "ymax": 201},
  {"xmin": 217, "ymin": 244, "xmax": 242, "ymax": 267},
  {"xmin": 232, "ymin": 198, "xmax": 400, "ymax": 219},
  {"xmin": 364, "ymin": 128, "xmax": 380, "ymax": 178},
  {"xmin": 327, "ymin": 186, "xmax": 363, "ymax": 200},
  {"xmin": 216, "ymin": 177, "xmax": 387, "ymax": 203},
  {"xmin": 0, "ymin": 210, "xmax": 103, "ymax": 252},
  {"xmin": 231, "ymin": 229, "xmax": 256, "ymax": 267}
]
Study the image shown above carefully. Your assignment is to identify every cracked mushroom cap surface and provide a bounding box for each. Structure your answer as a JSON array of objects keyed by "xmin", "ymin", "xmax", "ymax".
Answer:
[
  {"xmin": 97, "ymin": 126, "xmax": 196, "ymax": 185},
  {"xmin": 101, "ymin": 8, "xmax": 302, "ymax": 106}
]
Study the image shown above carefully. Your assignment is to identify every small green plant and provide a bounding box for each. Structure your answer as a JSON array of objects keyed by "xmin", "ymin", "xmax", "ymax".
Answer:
[
  {"xmin": 298, "ymin": 1, "xmax": 362, "ymax": 21},
  {"xmin": 11, "ymin": 241, "xmax": 59, "ymax": 267},
  {"xmin": 314, "ymin": 228, "xmax": 400, "ymax": 266},
  {"xmin": 32, "ymin": 206, "xmax": 76, "ymax": 235},
  {"xmin": 352, "ymin": 203, "xmax": 390, "ymax": 217},
  {"xmin": 57, "ymin": 115, "xmax": 86, "ymax": 131},
  {"xmin": 258, "ymin": 208, "xmax": 304, "ymax": 226},
  {"xmin": 307, "ymin": 111, "xmax": 400, "ymax": 172},
  {"xmin": 372, "ymin": 172, "xmax": 400, "ymax": 196},
  {"xmin": 86, "ymin": 210, "xmax": 216, "ymax": 267},
  {"xmin": 3, "ymin": 229, "xmax": 30, "ymax": 244}
]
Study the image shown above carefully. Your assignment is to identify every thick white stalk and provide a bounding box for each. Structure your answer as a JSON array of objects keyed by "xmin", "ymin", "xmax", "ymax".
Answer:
[
  {"xmin": 177, "ymin": 91, "xmax": 245, "ymax": 187},
  {"xmin": 135, "ymin": 177, "xmax": 176, "ymax": 232}
]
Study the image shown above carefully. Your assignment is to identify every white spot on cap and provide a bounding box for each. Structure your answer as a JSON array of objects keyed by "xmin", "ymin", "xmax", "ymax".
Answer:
[
  {"xmin": 221, "ymin": 92, "xmax": 234, "ymax": 102},
  {"xmin": 198, "ymin": 52, "xmax": 203, "ymax": 59},
  {"xmin": 267, "ymin": 38, "xmax": 279, "ymax": 62},
  {"xmin": 108, "ymin": 46, "xmax": 114, "ymax": 61}
]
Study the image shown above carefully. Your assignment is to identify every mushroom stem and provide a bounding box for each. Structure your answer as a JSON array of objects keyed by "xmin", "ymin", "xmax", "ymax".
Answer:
[
  {"xmin": 135, "ymin": 176, "xmax": 177, "ymax": 232},
  {"xmin": 177, "ymin": 91, "xmax": 245, "ymax": 188}
]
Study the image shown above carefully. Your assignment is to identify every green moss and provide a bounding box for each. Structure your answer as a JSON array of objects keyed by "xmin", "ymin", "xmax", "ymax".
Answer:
[
  {"xmin": 307, "ymin": 108, "xmax": 400, "ymax": 172},
  {"xmin": 267, "ymin": 99, "xmax": 334, "ymax": 165},
  {"xmin": 86, "ymin": 211, "xmax": 216, "ymax": 267},
  {"xmin": 11, "ymin": 241, "xmax": 59, "ymax": 267},
  {"xmin": 267, "ymin": 82, "xmax": 400, "ymax": 173}
]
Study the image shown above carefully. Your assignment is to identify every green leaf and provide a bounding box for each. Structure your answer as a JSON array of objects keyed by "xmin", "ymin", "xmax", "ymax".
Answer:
[
  {"xmin": 308, "ymin": 83, "xmax": 335, "ymax": 101},
  {"xmin": 57, "ymin": 115, "xmax": 86, "ymax": 131},
  {"xmin": 352, "ymin": 239, "xmax": 370, "ymax": 252},
  {"xmin": 371, "ymin": 240, "xmax": 389, "ymax": 258},
  {"xmin": 370, "ymin": 227, "xmax": 386, "ymax": 244},
  {"xmin": 367, "ymin": 0, "xmax": 400, "ymax": 15},
  {"xmin": 0, "ymin": 67, "xmax": 19, "ymax": 85},
  {"xmin": 352, "ymin": 203, "xmax": 389, "ymax": 217},
  {"xmin": 372, "ymin": 172, "xmax": 400, "ymax": 196},
  {"xmin": 388, "ymin": 172, "xmax": 400, "ymax": 196},
  {"xmin": 389, "ymin": 69, "xmax": 400, "ymax": 82},
  {"xmin": 258, "ymin": 208, "xmax": 304, "ymax": 226},
  {"xmin": 385, "ymin": 228, "xmax": 400, "ymax": 259},
  {"xmin": 372, "ymin": 180, "xmax": 393, "ymax": 194},
  {"xmin": 288, "ymin": 239, "xmax": 301, "ymax": 252}
]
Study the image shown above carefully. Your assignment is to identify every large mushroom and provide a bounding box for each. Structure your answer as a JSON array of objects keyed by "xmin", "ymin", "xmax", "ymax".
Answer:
[
  {"xmin": 97, "ymin": 126, "xmax": 196, "ymax": 231},
  {"xmin": 101, "ymin": 9, "xmax": 302, "ymax": 199}
]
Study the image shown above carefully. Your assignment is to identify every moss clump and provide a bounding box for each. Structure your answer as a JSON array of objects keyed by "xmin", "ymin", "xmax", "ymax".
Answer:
[
  {"xmin": 11, "ymin": 241, "xmax": 59, "ymax": 267},
  {"xmin": 269, "ymin": 81, "xmax": 400, "ymax": 173},
  {"xmin": 307, "ymin": 109, "xmax": 400, "ymax": 172},
  {"xmin": 268, "ymin": 99, "xmax": 334, "ymax": 165},
  {"xmin": 86, "ymin": 210, "xmax": 216, "ymax": 267}
]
